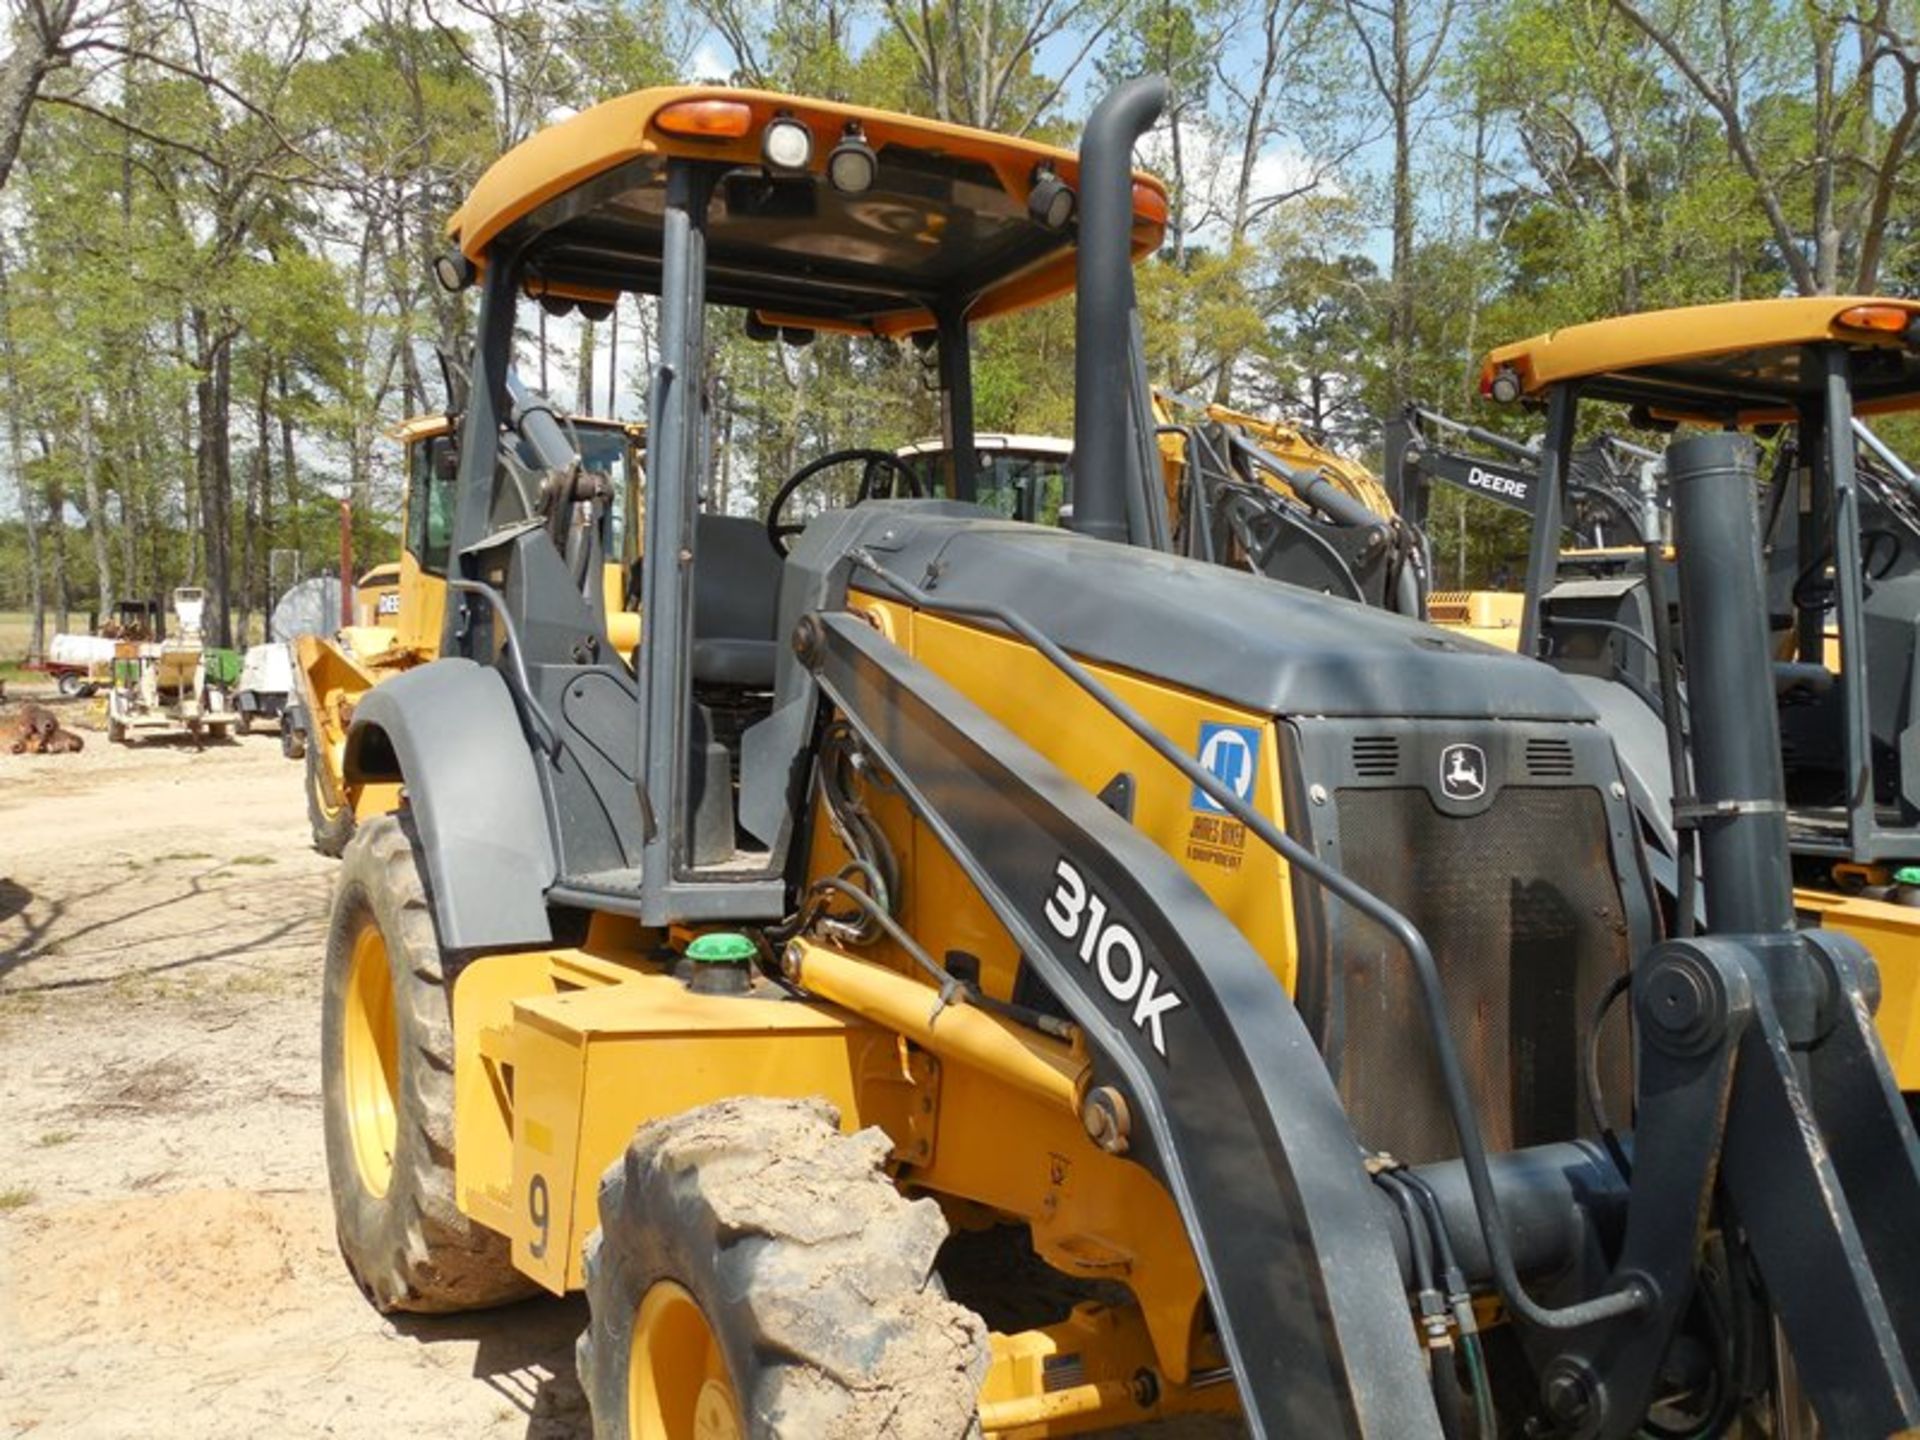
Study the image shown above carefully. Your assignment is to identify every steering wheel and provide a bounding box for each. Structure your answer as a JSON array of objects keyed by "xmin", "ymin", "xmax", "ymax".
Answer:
[{"xmin": 766, "ymin": 447, "xmax": 926, "ymax": 554}]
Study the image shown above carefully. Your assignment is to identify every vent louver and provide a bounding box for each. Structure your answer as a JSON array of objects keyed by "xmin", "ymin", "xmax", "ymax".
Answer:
[
  {"xmin": 1526, "ymin": 737, "xmax": 1576, "ymax": 778},
  {"xmin": 1351, "ymin": 735, "xmax": 1401, "ymax": 778}
]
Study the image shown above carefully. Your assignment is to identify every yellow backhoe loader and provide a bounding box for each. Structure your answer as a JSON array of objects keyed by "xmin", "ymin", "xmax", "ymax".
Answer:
[
  {"xmin": 1397, "ymin": 298, "xmax": 1920, "ymax": 1089},
  {"xmin": 319, "ymin": 79, "xmax": 1920, "ymax": 1438},
  {"xmin": 293, "ymin": 406, "xmax": 644, "ymax": 853}
]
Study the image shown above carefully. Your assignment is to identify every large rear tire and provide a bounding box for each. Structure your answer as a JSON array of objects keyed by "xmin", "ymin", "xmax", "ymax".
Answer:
[
  {"xmin": 307, "ymin": 736, "xmax": 355, "ymax": 857},
  {"xmin": 321, "ymin": 813, "xmax": 532, "ymax": 1313},
  {"xmin": 578, "ymin": 1097, "xmax": 989, "ymax": 1439}
]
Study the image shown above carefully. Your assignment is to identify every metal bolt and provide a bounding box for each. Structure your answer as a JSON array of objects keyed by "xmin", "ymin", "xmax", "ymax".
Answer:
[
  {"xmin": 790, "ymin": 614, "xmax": 824, "ymax": 665},
  {"xmin": 1542, "ymin": 1361, "xmax": 1597, "ymax": 1430},
  {"xmin": 1081, "ymin": 1086, "xmax": 1132, "ymax": 1155},
  {"xmin": 1609, "ymin": 781, "xmax": 1626, "ymax": 800},
  {"xmin": 1309, "ymin": 784, "xmax": 1329, "ymax": 807}
]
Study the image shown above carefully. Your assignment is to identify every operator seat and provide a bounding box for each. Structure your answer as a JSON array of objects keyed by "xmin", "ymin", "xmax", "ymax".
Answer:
[{"xmin": 691, "ymin": 513, "xmax": 781, "ymax": 688}]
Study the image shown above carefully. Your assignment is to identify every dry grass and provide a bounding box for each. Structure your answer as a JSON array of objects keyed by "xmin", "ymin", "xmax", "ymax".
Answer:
[{"xmin": 0, "ymin": 608, "xmax": 271, "ymax": 665}]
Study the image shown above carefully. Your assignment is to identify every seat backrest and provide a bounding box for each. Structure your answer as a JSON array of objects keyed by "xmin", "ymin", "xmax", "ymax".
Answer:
[{"xmin": 694, "ymin": 513, "xmax": 782, "ymax": 645}]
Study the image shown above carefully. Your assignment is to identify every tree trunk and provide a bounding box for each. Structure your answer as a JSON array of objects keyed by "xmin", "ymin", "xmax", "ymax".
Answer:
[
  {"xmin": 278, "ymin": 361, "xmax": 300, "ymax": 558},
  {"xmin": 255, "ymin": 367, "xmax": 274, "ymax": 625},
  {"xmin": 577, "ymin": 320, "xmax": 597, "ymax": 414},
  {"xmin": 193, "ymin": 310, "xmax": 236, "ymax": 647},
  {"xmin": 44, "ymin": 459, "xmax": 69, "ymax": 635},
  {"xmin": 0, "ymin": 245, "xmax": 45, "ymax": 658},
  {"xmin": 1388, "ymin": 0, "xmax": 1415, "ymax": 413},
  {"xmin": 0, "ymin": 0, "xmax": 80, "ymax": 194},
  {"xmin": 79, "ymin": 403, "xmax": 115, "ymax": 617}
]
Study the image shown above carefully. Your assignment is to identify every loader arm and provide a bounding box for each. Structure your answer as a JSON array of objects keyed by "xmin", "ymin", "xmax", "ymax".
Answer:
[{"xmin": 801, "ymin": 608, "xmax": 1440, "ymax": 1439}]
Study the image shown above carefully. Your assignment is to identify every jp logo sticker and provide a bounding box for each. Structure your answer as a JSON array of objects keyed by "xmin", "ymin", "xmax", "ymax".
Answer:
[
  {"xmin": 1440, "ymin": 742, "xmax": 1488, "ymax": 801},
  {"xmin": 1192, "ymin": 722, "xmax": 1263, "ymax": 812}
]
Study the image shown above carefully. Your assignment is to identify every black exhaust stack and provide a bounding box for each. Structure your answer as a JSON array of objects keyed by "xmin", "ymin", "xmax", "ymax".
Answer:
[
  {"xmin": 1665, "ymin": 431, "xmax": 1794, "ymax": 935},
  {"xmin": 1070, "ymin": 76, "xmax": 1168, "ymax": 547}
]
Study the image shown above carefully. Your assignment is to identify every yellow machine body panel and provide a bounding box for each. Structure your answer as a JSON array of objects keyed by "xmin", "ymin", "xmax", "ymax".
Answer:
[
  {"xmin": 850, "ymin": 595, "xmax": 1301, "ymax": 993},
  {"xmin": 451, "ymin": 939, "xmax": 1212, "ymax": 1378},
  {"xmin": 1795, "ymin": 888, "xmax": 1920, "ymax": 1088},
  {"xmin": 353, "ymin": 563, "xmax": 404, "ymax": 628},
  {"xmin": 1427, "ymin": 590, "xmax": 1525, "ymax": 650},
  {"xmin": 392, "ymin": 549, "xmax": 447, "ymax": 657}
]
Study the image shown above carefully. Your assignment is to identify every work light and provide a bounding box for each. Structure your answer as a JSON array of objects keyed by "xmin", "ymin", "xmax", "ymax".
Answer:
[
  {"xmin": 1027, "ymin": 168, "xmax": 1076, "ymax": 231},
  {"xmin": 827, "ymin": 126, "xmax": 878, "ymax": 194},
  {"xmin": 762, "ymin": 117, "xmax": 813, "ymax": 173}
]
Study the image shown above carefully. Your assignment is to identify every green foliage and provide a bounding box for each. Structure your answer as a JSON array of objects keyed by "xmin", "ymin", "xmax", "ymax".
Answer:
[{"xmin": 4, "ymin": 0, "xmax": 1920, "ymax": 652}]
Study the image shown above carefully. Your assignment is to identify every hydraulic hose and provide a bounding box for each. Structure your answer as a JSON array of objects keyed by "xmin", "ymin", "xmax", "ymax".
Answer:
[{"xmin": 846, "ymin": 547, "xmax": 1650, "ymax": 1335}]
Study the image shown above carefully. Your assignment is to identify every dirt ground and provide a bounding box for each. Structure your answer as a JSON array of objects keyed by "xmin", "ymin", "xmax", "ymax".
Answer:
[
  {"xmin": 0, "ymin": 683, "xmax": 1247, "ymax": 1440},
  {"xmin": 0, "ymin": 685, "xmax": 588, "ymax": 1439}
]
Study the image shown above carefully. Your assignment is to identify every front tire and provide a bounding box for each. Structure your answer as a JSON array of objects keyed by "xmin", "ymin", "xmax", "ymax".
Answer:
[
  {"xmin": 578, "ymin": 1097, "xmax": 988, "ymax": 1439},
  {"xmin": 307, "ymin": 736, "xmax": 355, "ymax": 857},
  {"xmin": 321, "ymin": 814, "xmax": 531, "ymax": 1313},
  {"xmin": 281, "ymin": 711, "xmax": 307, "ymax": 761}
]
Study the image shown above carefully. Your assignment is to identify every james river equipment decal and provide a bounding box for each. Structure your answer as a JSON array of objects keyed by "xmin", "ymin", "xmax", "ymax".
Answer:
[
  {"xmin": 1043, "ymin": 858, "xmax": 1185, "ymax": 1059},
  {"xmin": 1186, "ymin": 721, "xmax": 1262, "ymax": 872}
]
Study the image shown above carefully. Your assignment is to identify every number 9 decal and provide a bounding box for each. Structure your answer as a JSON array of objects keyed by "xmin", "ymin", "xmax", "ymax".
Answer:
[{"xmin": 527, "ymin": 1172, "xmax": 550, "ymax": 1259}]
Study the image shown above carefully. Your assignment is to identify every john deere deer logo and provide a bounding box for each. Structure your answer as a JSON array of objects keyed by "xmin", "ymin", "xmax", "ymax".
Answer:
[{"xmin": 1440, "ymin": 743, "xmax": 1487, "ymax": 801}]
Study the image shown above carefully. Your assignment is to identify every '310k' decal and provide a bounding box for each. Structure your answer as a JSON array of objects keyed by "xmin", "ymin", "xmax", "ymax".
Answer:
[{"xmin": 1043, "ymin": 858, "xmax": 1184, "ymax": 1060}]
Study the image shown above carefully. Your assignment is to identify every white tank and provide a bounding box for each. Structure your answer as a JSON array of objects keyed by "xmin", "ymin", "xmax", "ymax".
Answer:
[{"xmin": 270, "ymin": 578, "xmax": 344, "ymax": 642}]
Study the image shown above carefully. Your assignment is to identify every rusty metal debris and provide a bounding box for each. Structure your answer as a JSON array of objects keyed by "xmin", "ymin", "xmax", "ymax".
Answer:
[{"xmin": 5, "ymin": 702, "xmax": 86, "ymax": 755}]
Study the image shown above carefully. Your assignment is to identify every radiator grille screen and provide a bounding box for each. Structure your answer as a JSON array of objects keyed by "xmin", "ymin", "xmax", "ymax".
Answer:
[{"xmin": 1330, "ymin": 785, "xmax": 1633, "ymax": 1165}]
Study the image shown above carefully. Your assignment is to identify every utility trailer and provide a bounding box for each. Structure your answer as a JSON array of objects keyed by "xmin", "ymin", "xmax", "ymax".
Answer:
[{"xmin": 106, "ymin": 588, "xmax": 239, "ymax": 745}]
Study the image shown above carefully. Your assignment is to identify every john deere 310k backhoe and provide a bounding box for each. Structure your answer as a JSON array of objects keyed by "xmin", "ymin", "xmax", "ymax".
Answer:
[{"xmin": 320, "ymin": 77, "xmax": 1920, "ymax": 1437}]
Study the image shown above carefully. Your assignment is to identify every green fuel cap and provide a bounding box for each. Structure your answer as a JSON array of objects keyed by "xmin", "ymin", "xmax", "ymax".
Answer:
[
  {"xmin": 686, "ymin": 932, "xmax": 756, "ymax": 964},
  {"xmin": 1894, "ymin": 867, "xmax": 1920, "ymax": 886}
]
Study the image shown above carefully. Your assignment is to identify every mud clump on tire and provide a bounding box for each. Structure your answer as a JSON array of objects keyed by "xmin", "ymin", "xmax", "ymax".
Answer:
[{"xmin": 580, "ymin": 1096, "xmax": 989, "ymax": 1439}]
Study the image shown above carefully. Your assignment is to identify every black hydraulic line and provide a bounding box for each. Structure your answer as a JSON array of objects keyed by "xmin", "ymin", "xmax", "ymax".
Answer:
[
  {"xmin": 799, "ymin": 871, "xmax": 1076, "ymax": 1040},
  {"xmin": 1379, "ymin": 1170, "xmax": 1463, "ymax": 1440},
  {"xmin": 1397, "ymin": 1166, "xmax": 1477, "ymax": 1338},
  {"xmin": 1547, "ymin": 615, "xmax": 1663, "ymax": 667},
  {"xmin": 1155, "ymin": 424, "xmax": 1221, "ymax": 564},
  {"xmin": 505, "ymin": 372, "xmax": 582, "ymax": 473},
  {"xmin": 1641, "ymin": 540, "xmax": 1697, "ymax": 940},
  {"xmin": 845, "ymin": 545, "xmax": 1650, "ymax": 1335},
  {"xmin": 1398, "ymin": 1165, "xmax": 1495, "ymax": 1440},
  {"xmin": 807, "ymin": 873, "xmax": 966, "ymax": 1005},
  {"xmin": 1222, "ymin": 485, "xmax": 1368, "ymax": 603},
  {"xmin": 1410, "ymin": 403, "xmax": 1541, "ymax": 464},
  {"xmin": 445, "ymin": 578, "xmax": 564, "ymax": 758},
  {"xmin": 1380, "ymin": 1171, "xmax": 1436, "ymax": 1292},
  {"xmin": 1228, "ymin": 432, "xmax": 1384, "ymax": 533}
]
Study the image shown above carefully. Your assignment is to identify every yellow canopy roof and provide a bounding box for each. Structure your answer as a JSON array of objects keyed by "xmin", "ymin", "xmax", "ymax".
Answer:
[
  {"xmin": 1481, "ymin": 296, "xmax": 1920, "ymax": 425},
  {"xmin": 446, "ymin": 86, "xmax": 1169, "ymax": 338}
]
